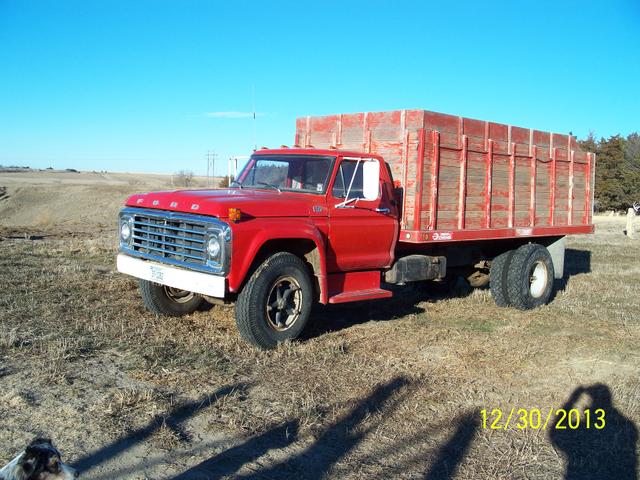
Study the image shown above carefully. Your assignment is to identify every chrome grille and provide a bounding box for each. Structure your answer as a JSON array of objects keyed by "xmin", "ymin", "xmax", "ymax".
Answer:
[{"xmin": 132, "ymin": 213, "xmax": 207, "ymax": 266}]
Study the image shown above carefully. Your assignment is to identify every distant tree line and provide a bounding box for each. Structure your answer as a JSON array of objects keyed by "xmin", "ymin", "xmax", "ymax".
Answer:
[
  {"xmin": 579, "ymin": 132, "xmax": 640, "ymax": 212},
  {"xmin": 173, "ymin": 169, "xmax": 194, "ymax": 187},
  {"xmin": 0, "ymin": 165, "xmax": 31, "ymax": 170}
]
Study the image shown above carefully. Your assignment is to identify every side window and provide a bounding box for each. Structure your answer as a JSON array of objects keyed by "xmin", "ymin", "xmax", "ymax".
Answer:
[
  {"xmin": 290, "ymin": 157, "xmax": 332, "ymax": 192},
  {"xmin": 302, "ymin": 158, "xmax": 332, "ymax": 192},
  {"xmin": 332, "ymin": 160, "xmax": 365, "ymax": 199}
]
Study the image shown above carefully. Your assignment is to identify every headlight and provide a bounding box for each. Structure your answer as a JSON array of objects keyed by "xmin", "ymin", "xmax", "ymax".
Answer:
[
  {"xmin": 207, "ymin": 236, "xmax": 221, "ymax": 259},
  {"xmin": 120, "ymin": 217, "xmax": 133, "ymax": 244}
]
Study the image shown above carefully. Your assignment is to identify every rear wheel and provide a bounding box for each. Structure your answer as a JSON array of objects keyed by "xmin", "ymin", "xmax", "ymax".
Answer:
[
  {"xmin": 139, "ymin": 280, "xmax": 204, "ymax": 316},
  {"xmin": 506, "ymin": 244, "xmax": 555, "ymax": 310},
  {"xmin": 490, "ymin": 250, "xmax": 515, "ymax": 307},
  {"xmin": 235, "ymin": 252, "xmax": 313, "ymax": 349}
]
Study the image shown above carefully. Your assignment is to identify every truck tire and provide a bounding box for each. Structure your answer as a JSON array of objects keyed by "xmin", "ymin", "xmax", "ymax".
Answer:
[
  {"xmin": 235, "ymin": 252, "xmax": 313, "ymax": 350},
  {"xmin": 139, "ymin": 280, "xmax": 204, "ymax": 316},
  {"xmin": 506, "ymin": 244, "xmax": 555, "ymax": 310},
  {"xmin": 490, "ymin": 250, "xmax": 515, "ymax": 307}
]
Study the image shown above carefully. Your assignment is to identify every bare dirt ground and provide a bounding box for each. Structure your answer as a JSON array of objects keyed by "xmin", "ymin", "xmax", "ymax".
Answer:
[{"xmin": 1, "ymin": 170, "xmax": 639, "ymax": 479}]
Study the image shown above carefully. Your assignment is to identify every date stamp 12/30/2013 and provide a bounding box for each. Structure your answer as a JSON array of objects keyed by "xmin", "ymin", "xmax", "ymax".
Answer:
[{"xmin": 480, "ymin": 407, "xmax": 606, "ymax": 431}]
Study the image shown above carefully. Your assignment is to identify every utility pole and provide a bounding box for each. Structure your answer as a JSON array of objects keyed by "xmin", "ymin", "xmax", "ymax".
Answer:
[
  {"xmin": 206, "ymin": 151, "xmax": 217, "ymax": 187},
  {"xmin": 206, "ymin": 150, "xmax": 210, "ymax": 185}
]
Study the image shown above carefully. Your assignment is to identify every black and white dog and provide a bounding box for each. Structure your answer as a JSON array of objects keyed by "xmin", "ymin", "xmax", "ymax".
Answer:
[{"xmin": 0, "ymin": 438, "xmax": 78, "ymax": 480}]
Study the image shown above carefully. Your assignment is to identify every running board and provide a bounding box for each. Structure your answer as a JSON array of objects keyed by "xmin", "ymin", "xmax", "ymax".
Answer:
[
  {"xmin": 326, "ymin": 270, "xmax": 392, "ymax": 304},
  {"xmin": 329, "ymin": 288, "xmax": 393, "ymax": 304}
]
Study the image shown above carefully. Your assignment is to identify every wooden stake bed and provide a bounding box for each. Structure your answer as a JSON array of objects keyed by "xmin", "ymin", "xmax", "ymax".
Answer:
[{"xmin": 295, "ymin": 109, "xmax": 595, "ymax": 244}]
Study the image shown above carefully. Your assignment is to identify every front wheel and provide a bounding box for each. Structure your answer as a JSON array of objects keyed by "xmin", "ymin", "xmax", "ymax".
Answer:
[
  {"xmin": 139, "ymin": 280, "xmax": 204, "ymax": 316},
  {"xmin": 235, "ymin": 252, "xmax": 313, "ymax": 349}
]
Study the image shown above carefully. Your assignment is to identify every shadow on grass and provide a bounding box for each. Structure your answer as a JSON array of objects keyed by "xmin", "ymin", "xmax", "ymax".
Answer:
[
  {"xmin": 424, "ymin": 411, "xmax": 480, "ymax": 480},
  {"xmin": 550, "ymin": 383, "xmax": 638, "ymax": 480},
  {"xmin": 72, "ymin": 383, "xmax": 247, "ymax": 474},
  {"xmin": 80, "ymin": 376, "xmax": 482, "ymax": 479},
  {"xmin": 170, "ymin": 420, "xmax": 299, "ymax": 480},
  {"xmin": 171, "ymin": 376, "xmax": 413, "ymax": 479},
  {"xmin": 342, "ymin": 409, "xmax": 481, "ymax": 480},
  {"xmin": 302, "ymin": 299, "xmax": 424, "ymax": 339},
  {"xmin": 169, "ymin": 378, "xmax": 482, "ymax": 479},
  {"xmin": 302, "ymin": 273, "xmax": 480, "ymax": 341},
  {"xmin": 555, "ymin": 248, "xmax": 592, "ymax": 292}
]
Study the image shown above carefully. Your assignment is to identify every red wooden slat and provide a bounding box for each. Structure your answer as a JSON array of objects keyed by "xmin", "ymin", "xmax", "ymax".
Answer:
[
  {"xmin": 584, "ymin": 152, "xmax": 592, "ymax": 224},
  {"xmin": 508, "ymin": 142, "xmax": 516, "ymax": 228},
  {"xmin": 458, "ymin": 135, "xmax": 468, "ymax": 230},
  {"xmin": 484, "ymin": 140, "xmax": 494, "ymax": 228},
  {"xmin": 401, "ymin": 128, "xmax": 410, "ymax": 228},
  {"xmin": 568, "ymin": 148, "xmax": 574, "ymax": 226},
  {"xmin": 413, "ymin": 128, "xmax": 426, "ymax": 231},
  {"xmin": 550, "ymin": 146, "xmax": 557, "ymax": 226},
  {"xmin": 530, "ymin": 145, "xmax": 537, "ymax": 226},
  {"xmin": 429, "ymin": 130, "xmax": 440, "ymax": 230},
  {"xmin": 363, "ymin": 112, "xmax": 370, "ymax": 152}
]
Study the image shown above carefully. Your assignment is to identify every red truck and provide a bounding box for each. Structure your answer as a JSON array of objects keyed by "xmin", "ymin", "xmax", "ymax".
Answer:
[{"xmin": 117, "ymin": 109, "xmax": 595, "ymax": 349}]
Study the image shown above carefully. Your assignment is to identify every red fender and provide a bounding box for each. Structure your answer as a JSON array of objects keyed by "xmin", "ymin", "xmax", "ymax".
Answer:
[{"xmin": 228, "ymin": 218, "xmax": 329, "ymax": 304}]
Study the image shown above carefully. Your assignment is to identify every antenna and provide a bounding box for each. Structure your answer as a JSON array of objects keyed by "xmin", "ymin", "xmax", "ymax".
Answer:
[
  {"xmin": 206, "ymin": 151, "xmax": 217, "ymax": 187},
  {"xmin": 252, "ymin": 85, "xmax": 257, "ymax": 151}
]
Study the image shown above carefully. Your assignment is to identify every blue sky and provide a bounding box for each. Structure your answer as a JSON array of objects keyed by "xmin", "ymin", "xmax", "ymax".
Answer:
[{"xmin": 1, "ymin": 0, "xmax": 639, "ymax": 175}]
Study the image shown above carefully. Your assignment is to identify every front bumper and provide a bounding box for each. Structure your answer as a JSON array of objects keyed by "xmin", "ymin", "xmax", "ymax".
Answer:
[{"xmin": 117, "ymin": 254, "xmax": 226, "ymax": 298}]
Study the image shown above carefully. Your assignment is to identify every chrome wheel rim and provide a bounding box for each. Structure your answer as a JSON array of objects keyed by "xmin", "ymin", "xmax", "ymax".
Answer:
[
  {"xmin": 164, "ymin": 286, "xmax": 196, "ymax": 304},
  {"xmin": 266, "ymin": 276, "xmax": 302, "ymax": 331},
  {"xmin": 529, "ymin": 262, "xmax": 548, "ymax": 298}
]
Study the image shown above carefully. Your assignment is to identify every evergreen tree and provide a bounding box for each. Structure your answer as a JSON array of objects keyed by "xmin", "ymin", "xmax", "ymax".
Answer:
[
  {"xmin": 624, "ymin": 133, "xmax": 640, "ymax": 172},
  {"xmin": 579, "ymin": 133, "xmax": 640, "ymax": 211}
]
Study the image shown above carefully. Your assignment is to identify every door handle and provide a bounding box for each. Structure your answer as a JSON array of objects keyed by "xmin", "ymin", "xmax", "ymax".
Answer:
[{"xmin": 375, "ymin": 207, "xmax": 390, "ymax": 214}]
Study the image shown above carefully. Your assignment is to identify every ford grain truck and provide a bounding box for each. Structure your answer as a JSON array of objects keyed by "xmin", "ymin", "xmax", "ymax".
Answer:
[{"xmin": 116, "ymin": 109, "xmax": 595, "ymax": 349}]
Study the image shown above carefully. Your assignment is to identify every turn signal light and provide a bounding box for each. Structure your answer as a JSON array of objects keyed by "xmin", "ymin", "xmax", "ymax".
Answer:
[{"xmin": 228, "ymin": 208, "xmax": 242, "ymax": 223}]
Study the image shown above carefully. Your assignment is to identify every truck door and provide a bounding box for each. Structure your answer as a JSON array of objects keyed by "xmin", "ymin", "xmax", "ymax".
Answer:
[{"xmin": 327, "ymin": 157, "xmax": 398, "ymax": 272}]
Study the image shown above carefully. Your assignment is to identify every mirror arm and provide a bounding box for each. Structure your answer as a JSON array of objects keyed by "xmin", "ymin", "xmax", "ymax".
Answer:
[
  {"xmin": 343, "ymin": 158, "xmax": 362, "ymax": 203},
  {"xmin": 336, "ymin": 197, "xmax": 359, "ymax": 208}
]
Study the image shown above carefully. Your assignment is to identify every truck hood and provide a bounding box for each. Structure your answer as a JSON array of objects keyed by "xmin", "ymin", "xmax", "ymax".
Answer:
[{"xmin": 125, "ymin": 188, "xmax": 327, "ymax": 219}]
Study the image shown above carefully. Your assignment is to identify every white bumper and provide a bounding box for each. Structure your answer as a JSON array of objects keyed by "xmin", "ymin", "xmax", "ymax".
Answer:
[{"xmin": 116, "ymin": 254, "xmax": 226, "ymax": 298}]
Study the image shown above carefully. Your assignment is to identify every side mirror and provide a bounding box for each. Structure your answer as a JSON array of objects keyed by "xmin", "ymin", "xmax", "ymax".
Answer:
[{"xmin": 362, "ymin": 160, "xmax": 380, "ymax": 200}]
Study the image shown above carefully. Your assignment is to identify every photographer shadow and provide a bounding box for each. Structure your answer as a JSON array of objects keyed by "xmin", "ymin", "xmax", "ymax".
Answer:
[{"xmin": 550, "ymin": 384, "xmax": 638, "ymax": 480}]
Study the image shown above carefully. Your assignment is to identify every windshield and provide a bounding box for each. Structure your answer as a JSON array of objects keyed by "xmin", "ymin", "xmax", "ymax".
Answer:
[{"xmin": 235, "ymin": 154, "xmax": 336, "ymax": 194}]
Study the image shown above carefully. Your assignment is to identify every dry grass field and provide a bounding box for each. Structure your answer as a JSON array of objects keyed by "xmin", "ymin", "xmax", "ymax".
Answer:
[{"xmin": 1, "ymin": 170, "xmax": 639, "ymax": 479}]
